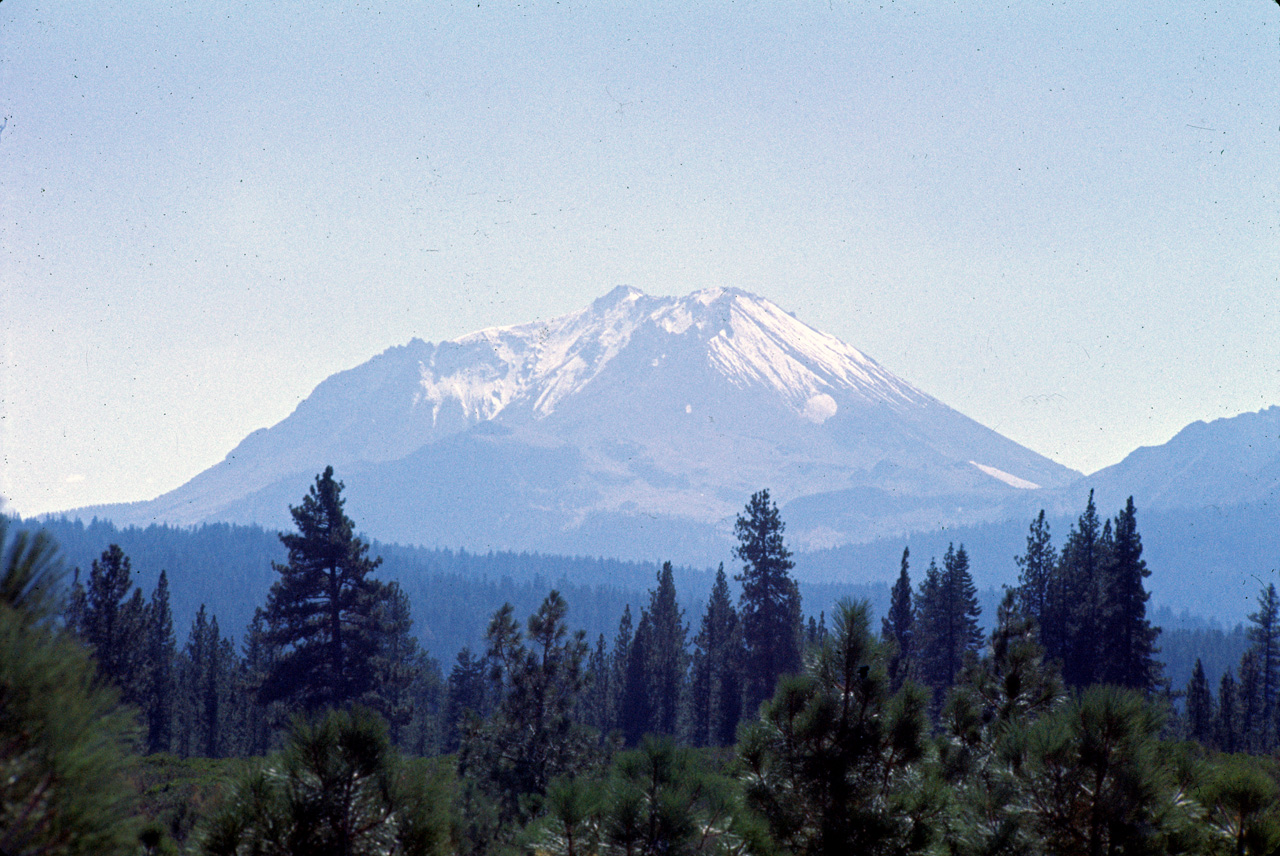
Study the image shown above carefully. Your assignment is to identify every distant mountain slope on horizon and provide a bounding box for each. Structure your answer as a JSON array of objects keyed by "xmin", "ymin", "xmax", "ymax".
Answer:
[
  {"xmin": 63, "ymin": 286, "xmax": 1093, "ymax": 564},
  {"xmin": 1055, "ymin": 406, "xmax": 1280, "ymax": 515}
]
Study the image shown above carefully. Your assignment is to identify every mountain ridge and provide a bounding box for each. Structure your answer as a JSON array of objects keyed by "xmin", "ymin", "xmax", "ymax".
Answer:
[{"xmin": 66, "ymin": 287, "xmax": 1083, "ymax": 564}]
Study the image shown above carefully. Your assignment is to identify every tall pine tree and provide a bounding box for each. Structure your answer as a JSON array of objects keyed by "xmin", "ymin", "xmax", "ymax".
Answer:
[
  {"xmin": 734, "ymin": 489, "xmax": 803, "ymax": 717},
  {"xmin": 1247, "ymin": 583, "xmax": 1280, "ymax": 748},
  {"xmin": 882, "ymin": 547, "xmax": 914, "ymax": 692},
  {"xmin": 687, "ymin": 565, "xmax": 742, "ymax": 747},
  {"xmin": 259, "ymin": 466, "xmax": 391, "ymax": 715},
  {"xmin": 914, "ymin": 544, "xmax": 982, "ymax": 701},
  {"xmin": 1099, "ymin": 497, "xmax": 1161, "ymax": 692}
]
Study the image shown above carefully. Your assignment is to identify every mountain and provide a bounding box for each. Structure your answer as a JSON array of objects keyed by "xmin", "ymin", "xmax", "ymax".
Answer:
[
  {"xmin": 75, "ymin": 287, "xmax": 1080, "ymax": 565},
  {"xmin": 1061, "ymin": 406, "xmax": 1280, "ymax": 515}
]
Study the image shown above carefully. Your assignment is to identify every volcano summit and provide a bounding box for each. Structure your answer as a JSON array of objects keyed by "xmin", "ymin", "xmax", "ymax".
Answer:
[{"xmin": 79, "ymin": 287, "xmax": 1079, "ymax": 563}]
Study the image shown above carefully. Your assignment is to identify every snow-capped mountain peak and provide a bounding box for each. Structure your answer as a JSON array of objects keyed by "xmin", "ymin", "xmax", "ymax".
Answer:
[{"xmin": 416, "ymin": 287, "xmax": 929, "ymax": 427}]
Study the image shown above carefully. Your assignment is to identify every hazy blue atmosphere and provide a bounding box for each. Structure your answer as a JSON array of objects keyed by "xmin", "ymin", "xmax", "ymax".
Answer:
[{"xmin": 2, "ymin": 2, "xmax": 1277, "ymax": 516}]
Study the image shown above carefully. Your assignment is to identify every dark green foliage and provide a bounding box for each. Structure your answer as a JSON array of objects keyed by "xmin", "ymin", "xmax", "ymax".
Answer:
[
  {"xmin": 260, "ymin": 466, "xmax": 394, "ymax": 716},
  {"xmin": 1100, "ymin": 497, "xmax": 1162, "ymax": 691},
  {"xmin": 734, "ymin": 489, "xmax": 803, "ymax": 717},
  {"xmin": 68, "ymin": 544, "xmax": 149, "ymax": 707},
  {"xmin": 1014, "ymin": 510, "xmax": 1059, "ymax": 654},
  {"xmin": 458, "ymin": 592, "xmax": 594, "ymax": 837},
  {"xmin": 619, "ymin": 609, "xmax": 655, "ymax": 746},
  {"xmin": 1217, "ymin": 670, "xmax": 1243, "ymax": 754},
  {"xmin": 604, "ymin": 737, "xmax": 759, "ymax": 856},
  {"xmin": 196, "ymin": 707, "xmax": 451, "ymax": 856},
  {"xmin": 1057, "ymin": 493, "xmax": 1108, "ymax": 688},
  {"xmin": 1196, "ymin": 755, "xmax": 1280, "ymax": 856},
  {"xmin": 914, "ymin": 544, "xmax": 982, "ymax": 701},
  {"xmin": 882, "ymin": 546, "xmax": 914, "ymax": 693},
  {"xmin": 444, "ymin": 647, "xmax": 487, "ymax": 753},
  {"xmin": 142, "ymin": 571, "xmax": 177, "ymax": 754},
  {"xmin": 645, "ymin": 562, "xmax": 688, "ymax": 738},
  {"xmin": 175, "ymin": 606, "xmax": 239, "ymax": 759},
  {"xmin": 1246, "ymin": 583, "xmax": 1280, "ymax": 748},
  {"xmin": 0, "ymin": 521, "xmax": 141, "ymax": 856},
  {"xmin": 1007, "ymin": 686, "xmax": 1191, "ymax": 855},
  {"xmin": 687, "ymin": 565, "xmax": 743, "ymax": 747},
  {"xmin": 938, "ymin": 590, "xmax": 1062, "ymax": 854},
  {"xmin": 738, "ymin": 600, "xmax": 939, "ymax": 856},
  {"xmin": 580, "ymin": 633, "xmax": 613, "ymax": 736},
  {"xmin": 1186, "ymin": 658, "xmax": 1215, "ymax": 745}
]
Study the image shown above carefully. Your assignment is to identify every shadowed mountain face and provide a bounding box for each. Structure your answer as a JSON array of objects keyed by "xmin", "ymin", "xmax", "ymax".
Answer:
[{"xmin": 77, "ymin": 287, "xmax": 1080, "ymax": 565}]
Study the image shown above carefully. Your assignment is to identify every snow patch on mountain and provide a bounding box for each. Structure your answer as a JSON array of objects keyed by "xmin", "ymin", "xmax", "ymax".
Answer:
[{"xmin": 970, "ymin": 461, "xmax": 1041, "ymax": 490}]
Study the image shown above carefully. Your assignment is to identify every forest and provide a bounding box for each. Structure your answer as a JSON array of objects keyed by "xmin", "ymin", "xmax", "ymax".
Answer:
[{"xmin": 5, "ymin": 468, "xmax": 1280, "ymax": 856}]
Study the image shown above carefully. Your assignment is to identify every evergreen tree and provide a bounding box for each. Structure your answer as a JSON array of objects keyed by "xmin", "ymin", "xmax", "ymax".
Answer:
[
  {"xmin": 882, "ymin": 547, "xmax": 914, "ymax": 692},
  {"xmin": 913, "ymin": 544, "xmax": 982, "ymax": 701},
  {"xmin": 734, "ymin": 489, "xmax": 803, "ymax": 717},
  {"xmin": 1010, "ymin": 687, "xmax": 1191, "ymax": 855},
  {"xmin": 141, "ymin": 570, "xmax": 176, "ymax": 754},
  {"xmin": 197, "ymin": 707, "xmax": 450, "ymax": 856},
  {"xmin": 1216, "ymin": 670, "xmax": 1241, "ymax": 753},
  {"xmin": 239, "ymin": 608, "xmax": 277, "ymax": 756},
  {"xmin": 459, "ymin": 592, "xmax": 594, "ymax": 832},
  {"xmin": 687, "ymin": 564, "xmax": 742, "ymax": 747},
  {"xmin": 1099, "ymin": 497, "xmax": 1161, "ymax": 691},
  {"xmin": 644, "ymin": 561, "xmax": 687, "ymax": 737},
  {"xmin": 738, "ymin": 600, "xmax": 938, "ymax": 856},
  {"xmin": 938, "ymin": 590, "xmax": 1062, "ymax": 854},
  {"xmin": 1238, "ymin": 649, "xmax": 1266, "ymax": 755},
  {"xmin": 1247, "ymin": 583, "xmax": 1280, "ymax": 747},
  {"xmin": 1057, "ymin": 492, "xmax": 1108, "ymax": 688},
  {"xmin": 1015, "ymin": 510, "xmax": 1062, "ymax": 658},
  {"xmin": 619, "ymin": 609, "xmax": 654, "ymax": 746},
  {"xmin": 1186, "ymin": 658, "xmax": 1215, "ymax": 745},
  {"xmin": 609, "ymin": 604, "xmax": 634, "ymax": 738},
  {"xmin": 581, "ymin": 633, "xmax": 613, "ymax": 735},
  {"xmin": 259, "ymin": 466, "xmax": 390, "ymax": 714},
  {"xmin": 365, "ymin": 582, "xmax": 423, "ymax": 743},
  {"xmin": 69, "ymin": 544, "xmax": 148, "ymax": 706},
  {"xmin": 176, "ymin": 606, "xmax": 238, "ymax": 758},
  {"xmin": 0, "ymin": 522, "xmax": 141, "ymax": 856},
  {"xmin": 444, "ymin": 647, "xmax": 487, "ymax": 753}
]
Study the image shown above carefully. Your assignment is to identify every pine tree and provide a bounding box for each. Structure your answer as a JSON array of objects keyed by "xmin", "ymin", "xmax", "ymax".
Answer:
[
  {"xmin": 914, "ymin": 544, "xmax": 982, "ymax": 701},
  {"xmin": 459, "ymin": 592, "xmax": 593, "ymax": 832},
  {"xmin": 239, "ymin": 608, "xmax": 277, "ymax": 756},
  {"xmin": 1247, "ymin": 583, "xmax": 1280, "ymax": 748},
  {"xmin": 70, "ymin": 544, "xmax": 148, "ymax": 706},
  {"xmin": 1057, "ymin": 492, "xmax": 1107, "ymax": 688},
  {"xmin": 1186, "ymin": 658, "xmax": 1214, "ymax": 745},
  {"xmin": 177, "ymin": 606, "xmax": 238, "ymax": 758},
  {"xmin": 1216, "ymin": 670, "xmax": 1241, "ymax": 753},
  {"xmin": 581, "ymin": 633, "xmax": 613, "ymax": 735},
  {"xmin": 882, "ymin": 546, "xmax": 914, "ymax": 692},
  {"xmin": 142, "ymin": 570, "xmax": 176, "ymax": 754},
  {"xmin": 643, "ymin": 561, "xmax": 687, "ymax": 737},
  {"xmin": 259, "ymin": 466, "xmax": 390, "ymax": 714},
  {"xmin": 738, "ymin": 600, "xmax": 938, "ymax": 855},
  {"xmin": 619, "ymin": 609, "xmax": 654, "ymax": 746},
  {"xmin": 0, "ymin": 522, "xmax": 140, "ymax": 856},
  {"xmin": 444, "ymin": 647, "xmax": 487, "ymax": 753},
  {"xmin": 687, "ymin": 565, "xmax": 742, "ymax": 747},
  {"xmin": 734, "ymin": 489, "xmax": 803, "ymax": 717},
  {"xmin": 1099, "ymin": 497, "xmax": 1161, "ymax": 692},
  {"xmin": 1015, "ymin": 510, "xmax": 1061, "ymax": 656},
  {"xmin": 609, "ymin": 604, "xmax": 634, "ymax": 737},
  {"xmin": 1238, "ymin": 649, "xmax": 1266, "ymax": 755},
  {"xmin": 197, "ymin": 707, "xmax": 450, "ymax": 856}
]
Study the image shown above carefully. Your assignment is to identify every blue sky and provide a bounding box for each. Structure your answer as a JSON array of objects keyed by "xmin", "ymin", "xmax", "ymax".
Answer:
[{"xmin": 2, "ymin": 1, "xmax": 1277, "ymax": 516}]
